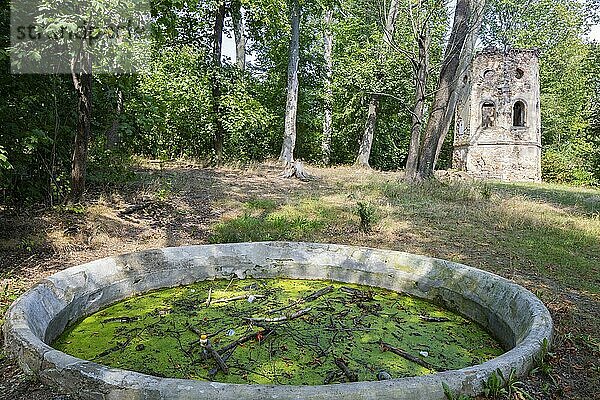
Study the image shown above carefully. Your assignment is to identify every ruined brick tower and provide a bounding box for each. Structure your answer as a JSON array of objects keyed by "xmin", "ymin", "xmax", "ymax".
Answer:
[{"xmin": 453, "ymin": 47, "xmax": 542, "ymax": 182}]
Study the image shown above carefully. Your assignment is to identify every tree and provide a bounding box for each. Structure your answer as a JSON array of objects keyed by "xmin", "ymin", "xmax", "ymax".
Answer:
[
  {"xmin": 212, "ymin": 0, "xmax": 227, "ymax": 165},
  {"xmin": 280, "ymin": 0, "xmax": 302, "ymax": 171},
  {"xmin": 407, "ymin": 0, "xmax": 485, "ymax": 181},
  {"xmin": 321, "ymin": 6, "xmax": 334, "ymax": 165},
  {"xmin": 392, "ymin": 0, "xmax": 448, "ymax": 177},
  {"xmin": 70, "ymin": 53, "xmax": 92, "ymax": 201},
  {"xmin": 355, "ymin": 0, "xmax": 400, "ymax": 168},
  {"xmin": 232, "ymin": 0, "xmax": 247, "ymax": 70}
]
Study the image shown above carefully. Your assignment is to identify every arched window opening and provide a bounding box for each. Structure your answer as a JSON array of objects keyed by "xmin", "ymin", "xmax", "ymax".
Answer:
[
  {"xmin": 482, "ymin": 101, "xmax": 496, "ymax": 128},
  {"xmin": 513, "ymin": 101, "xmax": 526, "ymax": 127}
]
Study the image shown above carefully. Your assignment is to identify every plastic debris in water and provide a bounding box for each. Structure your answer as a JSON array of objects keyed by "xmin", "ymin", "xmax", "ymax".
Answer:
[
  {"xmin": 419, "ymin": 351, "xmax": 429, "ymax": 357},
  {"xmin": 247, "ymin": 295, "xmax": 256, "ymax": 303},
  {"xmin": 200, "ymin": 334, "xmax": 209, "ymax": 347},
  {"xmin": 227, "ymin": 329, "xmax": 235, "ymax": 336}
]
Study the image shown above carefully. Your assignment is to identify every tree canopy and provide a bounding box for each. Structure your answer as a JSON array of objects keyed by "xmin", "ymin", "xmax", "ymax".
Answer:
[{"xmin": 1, "ymin": 0, "xmax": 599, "ymax": 205}]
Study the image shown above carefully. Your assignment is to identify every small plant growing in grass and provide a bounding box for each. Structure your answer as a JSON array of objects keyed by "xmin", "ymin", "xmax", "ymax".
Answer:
[
  {"xmin": 442, "ymin": 383, "xmax": 473, "ymax": 400},
  {"xmin": 531, "ymin": 338, "xmax": 554, "ymax": 377},
  {"xmin": 356, "ymin": 201, "xmax": 377, "ymax": 233},
  {"xmin": 483, "ymin": 369, "xmax": 533, "ymax": 399}
]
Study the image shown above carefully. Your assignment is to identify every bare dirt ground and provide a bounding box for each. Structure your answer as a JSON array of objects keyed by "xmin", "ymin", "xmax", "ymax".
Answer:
[{"xmin": 1, "ymin": 161, "xmax": 598, "ymax": 400}]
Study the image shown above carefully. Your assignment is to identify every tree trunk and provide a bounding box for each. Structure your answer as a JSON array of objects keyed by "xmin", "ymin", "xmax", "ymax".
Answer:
[
  {"xmin": 70, "ymin": 71, "xmax": 92, "ymax": 201},
  {"xmin": 405, "ymin": 31, "xmax": 430, "ymax": 180},
  {"xmin": 322, "ymin": 8, "xmax": 334, "ymax": 165},
  {"xmin": 355, "ymin": 95, "xmax": 379, "ymax": 168},
  {"xmin": 433, "ymin": 1, "xmax": 484, "ymax": 166},
  {"xmin": 414, "ymin": 0, "xmax": 485, "ymax": 181},
  {"xmin": 355, "ymin": 0, "xmax": 400, "ymax": 168},
  {"xmin": 280, "ymin": 0, "xmax": 301, "ymax": 167},
  {"xmin": 231, "ymin": 0, "xmax": 246, "ymax": 71},
  {"xmin": 106, "ymin": 87, "xmax": 123, "ymax": 149},
  {"xmin": 212, "ymin": 1, "xmax": 226, "ymax": 165}
]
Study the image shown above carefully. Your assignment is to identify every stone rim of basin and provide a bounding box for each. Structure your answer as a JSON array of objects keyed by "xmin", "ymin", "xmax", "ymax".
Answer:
[{"xmin": 3, "ymin": 242, "xmax": 553, "ymax": 400}]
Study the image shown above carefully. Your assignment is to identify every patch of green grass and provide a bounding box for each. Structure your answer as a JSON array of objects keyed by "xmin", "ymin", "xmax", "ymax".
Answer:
[
  {"xmin": 210, "ymin": 198, "xmax": 344, "ymax": 244},
  {"xmin": 244, "ymin": 199, "xmax": 278, "ymax": 212},
  {"xmin": 210, "ymin": 214, "xmax": 324, "ymax": 243}
]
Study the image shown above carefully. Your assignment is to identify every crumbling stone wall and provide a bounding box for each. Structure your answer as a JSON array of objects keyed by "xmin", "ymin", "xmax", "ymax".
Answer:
[{"xmin": 453, "ymin": 48, "xmax": 542, "ymax": 182}]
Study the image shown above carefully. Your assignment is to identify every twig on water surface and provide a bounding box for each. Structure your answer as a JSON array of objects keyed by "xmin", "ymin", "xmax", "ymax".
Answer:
[
  {"xmin": 339, "ymin": 286, "xmax": 373, "ymax": 300},
  {"xmin": 418, "ymin": 315, "xmax": 451, "ymax": 322},
  {"xmin": 217, "ymin": 328, "xmax": 275, "ymax": 354},
  {"xmin": 379, "ymin": 341, "xmax": 442, "ymax": 372},
  {"xmin": 268, "ymin": 286, "xmax": 333, "ymax": 314},
  {"xmin": 205, "ymin": 340, "xmax": 229, "ymax": 374},
  {"xmin": 246, "ymin": 307, "xmax": 312, "ymax": 323},
  {"xmin": 334, "ymin": 358, "xmax": 358, "ymax": 382},
  {"xmin": 212, "ymin": 294, "xmax": 266, "ymax": 304}
]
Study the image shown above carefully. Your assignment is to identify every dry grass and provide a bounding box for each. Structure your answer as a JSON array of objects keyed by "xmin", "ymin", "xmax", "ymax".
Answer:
[{"xmin": 0, "ymin": 161, "xmax": 599, "ymax": 399}]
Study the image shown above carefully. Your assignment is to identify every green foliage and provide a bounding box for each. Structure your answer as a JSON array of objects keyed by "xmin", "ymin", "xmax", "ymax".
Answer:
[
  {"xmin": 482, "ymin": 368, "xmax": 533, "ymax": 400},
  {"xmin": 442, "ymin": 383, "xmax": 473, "ymax": 400},
  {"xmin": 356, "ymin": 201, "xmax": 377, "ymax": 233},
  {"xmin": 542, "ymin": 142, "xmax": 599, "ymax": 186}
]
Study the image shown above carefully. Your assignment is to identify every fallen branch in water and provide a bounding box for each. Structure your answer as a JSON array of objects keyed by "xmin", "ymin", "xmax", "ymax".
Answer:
[
  {"xmin": 205, "ymin": 341, "xmax": 229, "ymax": 374},
  {"xmin": 211, "ymin": 294, "xmax": 265, "ymax": 304},
  {"xmin": 246, "ymin": 307, "xmax": 312, "ymax": 323},
  {"xmin": 419, "ymin": 315, "xmax": 450, "ymax": 322},
  {"xmin": 334, "ymin": 358, "xmax": 358, "ymax": 382},
  {"xmin": 268, "ymin": 286, "xmax": 333, "ymax": 314},
  {"xmin": 340, "ymin": 286, "xmax": 373, "ymax": 300},
  {"xmin": 379, "ymin": 341, "xmax": 442, "ymax": 372},
  {"xmin": 217, "ymin": 328, "xmax": 274, "ymax": 355}
]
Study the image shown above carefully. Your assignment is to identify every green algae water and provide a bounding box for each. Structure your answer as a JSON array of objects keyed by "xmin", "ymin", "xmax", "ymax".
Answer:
[{"xmin": 53, "ymin": 279, "xmax": 503, "ymax": 385}]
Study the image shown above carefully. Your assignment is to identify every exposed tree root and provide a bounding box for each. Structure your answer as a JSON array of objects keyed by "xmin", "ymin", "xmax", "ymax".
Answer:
[{"xmin": 281, "ymin": 160, "xmax": 311, "ymax": 181}]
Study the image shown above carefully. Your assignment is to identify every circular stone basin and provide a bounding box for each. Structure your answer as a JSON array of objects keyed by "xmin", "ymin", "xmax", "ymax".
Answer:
[{"xmin": 3, "ymin": 242, "xmax": 553, "ymax": 399}]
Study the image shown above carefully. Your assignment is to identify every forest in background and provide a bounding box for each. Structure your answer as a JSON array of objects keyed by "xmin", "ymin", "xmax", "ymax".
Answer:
[{"xmin": 1, "ymin": 0, "xmax": 600, "ymax": 207}]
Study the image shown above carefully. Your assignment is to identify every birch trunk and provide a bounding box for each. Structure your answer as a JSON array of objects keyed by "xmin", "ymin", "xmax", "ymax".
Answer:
[
  {"xmin": 106, "ymin": 87, "xmax": 123, "ymax": 149},
  {"xmin": 355, "ymin": 0, "xmax": 400, "ymax": 168},
  {"xmin": 232, "ymin": 0, "xmax": 246, "ymax": 71},
  {"xmin": 414, "ymin": 0, "xmax": 485, "ymax": 180},
  {"xmin": 280, "ymin": 0, "xmax": 301, "ymax": 166},
  {"xmin": 322, "ymin": 8, "xmax": 334, "ymax": 165}
]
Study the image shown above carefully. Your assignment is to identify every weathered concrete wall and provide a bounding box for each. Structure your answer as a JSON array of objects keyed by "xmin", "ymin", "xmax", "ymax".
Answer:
[
  {"xmin": 453, "ymin": 48, "xmax": 542, "ymax": 182},
  {"xmin": 3, "ymin": 242, "xmax": 553, "ymax": 400}
]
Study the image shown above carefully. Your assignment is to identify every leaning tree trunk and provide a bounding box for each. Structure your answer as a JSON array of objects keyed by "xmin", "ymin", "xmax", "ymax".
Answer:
[
  {"xmin": 414, "ymin": 0, "xmax": 485, "ymax": 181},
  {"xmin": 212, "ymin": 0, "xmax": 226, "ymax": 165},
  {"xmin": 405, "ymin": 31, "xmax": 430, "ymax": 181},
  {"xmin": 433, "ymin": 0, "xmax": 484, "ymax": 167},
  {"xmin": 321, "ymin": 8, "xmax": 334, "ymax": 165},
  {"xmin": 231, "ymin": 0, "xmax": 246, "ymax": 71},
  {"xmin": 280, "ymin": 0, "xmax": 300, "ymax": 167},
  {"xmin": 355, "ymin": 0, "xmax": 400, "ymax": 168},
  {"xmin": 70, "ymin": 70, "xmax": 92, "ymax": 202}
]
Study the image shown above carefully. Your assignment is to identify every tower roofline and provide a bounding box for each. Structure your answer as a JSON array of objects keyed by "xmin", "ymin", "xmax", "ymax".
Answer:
[{"xmin": 477, "ymin": 46, "xmax": 540, "ymax": 58}]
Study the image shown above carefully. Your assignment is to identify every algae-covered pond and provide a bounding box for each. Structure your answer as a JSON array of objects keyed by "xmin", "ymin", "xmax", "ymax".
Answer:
[{"xmin": 53, "ymin": 279, "xmax": 503, "ymax": 385}]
